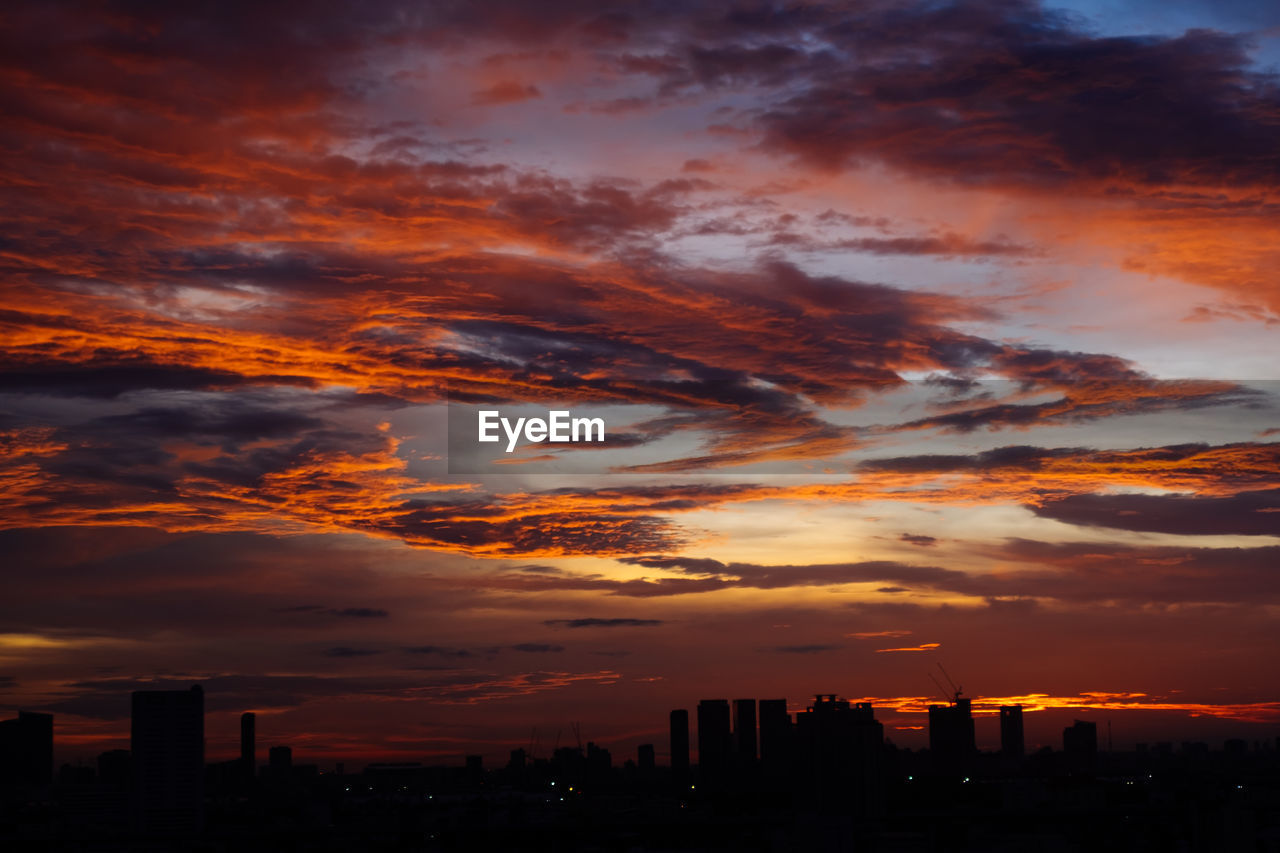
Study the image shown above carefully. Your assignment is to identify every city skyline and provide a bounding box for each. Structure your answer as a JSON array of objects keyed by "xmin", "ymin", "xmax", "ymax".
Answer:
[
  {"xmin": 12, "ymin": 682, "xmax": 1275, "ymax": 772},
  {"xmin": 3, "ymin": 0, "xmax": 1280, "ymax": 770}
]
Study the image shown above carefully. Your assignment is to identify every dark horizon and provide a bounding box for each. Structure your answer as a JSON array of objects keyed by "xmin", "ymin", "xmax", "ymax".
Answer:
[
  {"xmin": 11, "ymin": 686, "xmax": 1278, "ymax": 774},
  {"xmin": 3, "ymin": 2, "xmax": 1280, "ymax": 847}
]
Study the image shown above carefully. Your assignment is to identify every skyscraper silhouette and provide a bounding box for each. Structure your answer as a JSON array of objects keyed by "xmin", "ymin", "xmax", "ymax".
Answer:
[
  {"xmin": 131, "ymin": 685, "xmax": 204, "ymax": 836},
  {"xmin": 733, "ymin": 698, "xmax": 757, "ymax": 767},
  {"xmin": 928, "ymin": 692, "xmax": 975, "ymax": 775},
  {"xmin": 758, "ymin": 698, "xmax": 792, "ymax": 777},
  {"xmin": 794, "ymin": 695, "xmax": 884, "ymax": 816},
  {"xmin": 696, "ymin": 699, "xmax": 731, "ymax": 782},
  {"xmin": 999, "ymin": 705, "xmax": 1024, "ymax": 760},
  {"xmin": 669, "ymin": 709, "xmax": 690, "ymax": 779},
  {"xmin": 637, "ymin": 743, "xmax": 655, "ymax": 775},
  {"xmin": 269, "ymin": 744, "xmax": 292, "ymax": 774},
  {"xmin": 240, "ymin": 711, "xmax": 255, "ymax": 780},
  {"xmin": 1063, "ymin": 719, "xmax": 1098, "ymax": 773},
  {"xmin": 0, "ymin": 710, "xmax": 53, "ymax": 788}
]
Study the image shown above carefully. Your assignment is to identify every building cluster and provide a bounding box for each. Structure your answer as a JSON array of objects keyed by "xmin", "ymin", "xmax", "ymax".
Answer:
[
  {"xmin": 3, "ymin": 686, "xmax": 1275, "ymax": 849},
  {"xmin": 3, "ymin": 686, "xmax": 280, "ymax": 837}
]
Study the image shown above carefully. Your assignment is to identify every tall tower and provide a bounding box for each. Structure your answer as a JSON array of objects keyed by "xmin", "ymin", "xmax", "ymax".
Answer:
[
  {"xmin": 928, "ymin": 692, "xmax": 975, "ymax": 775},
  {"xmin": 794, "ymin": 695, "xmax": 884, "ymax": 816},
  {"xmin": 696, "ymin": 699, "xmax": 731, "ymax": 781},
  {"xmin": 1063, "ymin": 719, "xmax": 1098, "ymax": 773},
  {"xmin": 0, "ymin": 711, "xmax": 53, "ymax": 787},
  {"xmin": 733, "ymin": 698, "xmax": 757, "ymax": 766},
  {"xmin": 669, "ymin": 709, "xmax": 690, "ymax": 779},
  {"xmin": 758, "ymin": 698, "xmax": 792, "ymax": 776},
  {"xmin": 999, "ymin": 705, "xmax": 1024, "ymax": 759},
  {"xmin": 240, "ymin": 711, "xmax": 255, "ymax": 780},
  {"xmin": 131, "ymin": 685, "xmax": 204, "ymax": 835}
]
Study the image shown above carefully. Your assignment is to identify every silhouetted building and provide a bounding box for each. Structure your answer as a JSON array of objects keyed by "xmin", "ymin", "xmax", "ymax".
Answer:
[
  {"xmin": 669, "ymin": 709, "xmax": 690, "ymax": 779},
  {"xmin": 928, "ymin": 693, "xmax": 975, "ymax": 775},
  {"xmin": 697, "ymin": 699, "xmax": 732, "ymax": 781},
  {"xmin": 269, "ymin": 745, "xmax": 292, "ymax": 772},
  {"xmin": 131, "ymin": 685, "xmax": 204, "ymax": 836},
  {"xmin": 794, "ymin": 695, "xmax": 884, "ymax": 816},
  {"xmin": 465, "ymin": 753, "xmax": 483, "ymax": 786},
  {"xmin": 1000, "ymin": 705, "xmax": 1024, "ymax": 759},
  {"xmin": 96, "ymin": 749, "xmax": 131, "ymax": 788},
  {"xmin": 507, "ymin": 747, "xmax": 527, "ymax": 772},
  {"xmin": 586, "ymin": 742, "xmax": 611, "ymax": 779},
  {"xmin": 1064, "ymin": 719, "xmax": 1097, "ymax": 773},
  {"xmin": 0, "ymin": 710, "xmax": 53, "ymax": 788},
  {"xmin": 637, "ymin": 743, "xmax": 655, "ymax": 775},
  {"xmin": 240, "ymin": 711, "xmax": 255, "ymax": 779},
  {"xmin": 733, "ymin": 698, "xmax": 757, "ymax": 767},
  {"xmin": 758, "ymin": 698, "xmax": 792, "ymax": 776}
]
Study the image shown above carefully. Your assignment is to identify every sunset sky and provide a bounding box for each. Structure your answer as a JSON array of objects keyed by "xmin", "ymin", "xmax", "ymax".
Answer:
[{"xmin": 2, "ymin": 0, "xmax": 1279, "ymax": 768}]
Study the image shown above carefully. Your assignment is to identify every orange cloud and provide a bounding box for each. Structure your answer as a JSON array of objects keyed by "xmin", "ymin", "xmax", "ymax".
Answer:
[
  {"xmin": 875, "ymin": 643, "xmax": 940, "ymax": 653},
  {"xmin": 852, "ymin": 693, "xmax": 1280, "ymax": 724}
]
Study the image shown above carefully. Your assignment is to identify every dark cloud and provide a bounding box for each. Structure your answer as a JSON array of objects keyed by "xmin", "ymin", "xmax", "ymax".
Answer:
[
  {"xmin": 1032, "ymin": 489, "xmax": 1280, "ymax": 536},
  {"xmin": 620, "ymin": 555, "xmax": 975, "ymax": 594},
  {"xmin": 326, "ymin": 607, "xmax": 391, "ymax": 619},
  {"xmin": 403, "ymin": 646, "xmax": 475, "ymax": 658},
  {"xmin": 470, "ymin": 81, "xmax": 541, "ymax": 106},
  {"xmin": 969, "ymin": 539, "xmax": 1280, "ymax": 605},
  {"xmin": 89, "ymin": 404, "xmax": 324, "ymax": 446},
  {"xmin": 770, "ymin": 644, "xmax": 840, "ymax": 654},
  {"xmin": 860, "ymin": 441, "xmax": 1280, "ymax": 495},
  {"xmin": 899, "ymin": 533, "xmax": 937, "ymax": 547},
  {"xmin": 754, "ymin": 3, "xmax": 1280, "ymax": 190},
  {"xmin": 543, "ymin": 618, "xmax": 664, "ymax": 628},
  {"xmin": 613, "ymin": 544, "xmax": 1280, "ymax": 606},
  {"xmin": 510, "ymin": 643, "xmax": 565, "ymax": 653},
  {"xmin": 765, "ymin": 231, "xmax": 1037, "ymax": 258},
  {"xmin": 0, "ymin": 363, "xmax": 308, "ymax": 399},
  {"xmin": 40, "ymin": 674, "xmax": 377, "ymax": 720},
  {"xmin": 322, "ymin": 646, "xmax": 381, "ymax": 658},
  {"xmin": 381, "ymin": 499, "xmax": 685, "ymax": 555}
]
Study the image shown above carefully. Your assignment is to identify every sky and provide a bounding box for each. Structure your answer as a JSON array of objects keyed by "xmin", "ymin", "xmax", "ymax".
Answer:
[{"xmin": 1, "ymin": 0, "xmax": 1279, "ymax": 769}]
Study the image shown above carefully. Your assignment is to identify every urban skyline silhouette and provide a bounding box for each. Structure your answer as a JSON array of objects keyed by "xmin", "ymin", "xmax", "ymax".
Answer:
[{"xmin": 3, "ymin": 682, "xmax": 1278, "ymax": 849}]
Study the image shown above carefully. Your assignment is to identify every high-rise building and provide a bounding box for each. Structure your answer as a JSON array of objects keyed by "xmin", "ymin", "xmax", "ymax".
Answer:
[
  {"xmin": 669, "ymin": 709, "xmax": 690, "ymax": 778},
  {"xmin": 1063, "ymin": 719, "xmax": 1097, "ymax": 773},
  {"xmin": 928, "ymin": 693, "xmax": 975, "ymax": 774},
  {"xmin": 637, "ymin": 743, "xmax": 655, "ymax": 775},
  {"xmin": 240, "ymin": 712, "xmax": 255, "ymax": 779},
  {"xmin": 794, "ymin": 695, "xmax": 884, "ymax": 816},
  {"xmin": 999, "ymin": 705, "xmax": 1024, "ymax": 759},
  {"xmin": 0, "ymin": 710, "xmax": 53, "ymax": 788},
  {"xmin": 733, "ymin": 698, "xmax": 757, "ymax": 766},
  {"xmin": 696, "ymin": 699, "xmax": 732, "ymax": 781},
  {"xmin": 269, "ymin": 744, "xmax": 292, "ymax": 772},
  {"xmin": 758, "ymin": 698, "xmax": 792, "ymax": 776},
  {"xmin": 131, "ymin": 685, "xmax": 204, "ymax": 836},
  {"xmin": 96, "ymin": 749, "xmax": 132, "ymax": 788}
]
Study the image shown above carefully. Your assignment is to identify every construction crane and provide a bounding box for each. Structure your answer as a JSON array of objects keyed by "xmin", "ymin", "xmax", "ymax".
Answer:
[
  {"xmin": 937, "ymin": 663, "xmax": 963, "ymax": 700},
  {"xmin": 928, "ymin": 671, "xmax": 952, "ymax": 704},
  {"xmin": 927, "ymin": 663, "xmax": 965, "ymax": 705}
]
